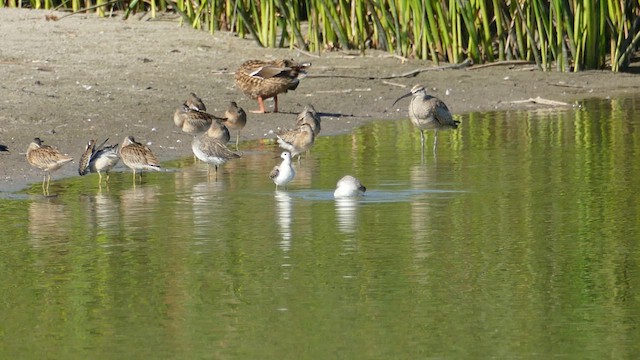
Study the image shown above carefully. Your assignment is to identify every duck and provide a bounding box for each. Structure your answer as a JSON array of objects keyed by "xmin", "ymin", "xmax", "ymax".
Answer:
[{"xmin": 235, "ymin": 59, "xmax": 311, "ymax": 113}]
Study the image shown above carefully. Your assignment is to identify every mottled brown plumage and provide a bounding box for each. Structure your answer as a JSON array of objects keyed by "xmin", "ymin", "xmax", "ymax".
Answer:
[
  {"xmin": 192, "ymin": 123, "xmax": 241, "ymax": 180},
  {"xmin": 185, "ymin": 92, "xmax": 206, "ymax": 112},
  {"xmin": 26, "ymin": 137, "xmax": 73, "ymax": 194},
  {"xmin": 276, "ymin": 123, "xmax": 315, "ymax": 161},
  {"xmin": 119, "ymin": 136, "xmax": 161, "ymax": 184},
  {"xmin": 295, "ymin": 104, "xmax": 321, "ymax": 137},
  {"xmin": 221, "ymin": 101, "xmax": 247, "ymax": 150},
  {"xmin": 174, "ymin": 104, "xmax": 225, "ymax": 135},
  {"xmin": 235, "ymin": 59, "xmax": 310, "ymax": 113}
]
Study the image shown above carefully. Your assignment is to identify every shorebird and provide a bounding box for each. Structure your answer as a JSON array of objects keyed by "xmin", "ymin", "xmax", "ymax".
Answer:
[
  {"xmin": 26, "ymin": 137, "xmax": 73, "ymax": 195},
  {"xmin": 276, "ymin": 123, "xmax": 315, "ymax": 161},
  {"xmin": 185, "ymin": 92, "xmax": 206, "ymax": 112},
  {"xmin": 269, "ymin": 151, "xmax": 295, "ymax": 190},
  {"xmin": 119, "ymin": 136, "xmax": 161, "ymax": 184},
  {"xmin": 79, "ymin": 138, "xmax": 120, "ymax": 184},
  {"xmin": 392, "ymin": 84, "xmax": 460, "ymax": 153},
  {"xmin": 235, "ymin": 59, "xmax": 311, "ymax": 113},
  {"xmin": 192, "ymin": 123, "xmax": 241, "ymax": 180},
  {"xmin": 221, "ymin": 101, "xmax": 247, "ymax": 150},
  {"xmin": 334, "ymin": 175, "xmax": 367, "ymax": 198},
  {"xmin": 173, "ymin": 104, "xmax": 225, "ymax": 135},
  {"xmin": 295, "ymin": 104, "xmax": 321, "ymax": 137},
  {"xmin": 0, "ymin": 144, "xmax": 8, "ymax": 152}
]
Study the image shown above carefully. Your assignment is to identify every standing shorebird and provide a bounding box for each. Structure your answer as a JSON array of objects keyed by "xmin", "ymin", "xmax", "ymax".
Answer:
[
  {"xmin": 192, "ymin": 122, "xmax": 241, "ymax": 180},
  {"xmin": 185, "ymin": 92, "xmax": 206, "ymax": 112},
  {"xmin": 173, "ymin": 104, "xmax": 226, "ymax": 135},
  {"xmin": 26, "ymin": 137, "xmax": 73, "ymax": 195},
  {"xmin": 119, "ymin": 136, "xmax": 161, "ymax": 184},
  {"xmin": 235, "ymin": 59, "xmax": 311, "ymax": 113},
  {"xmin": 276, "ymin": 123, "xmax": 315, "ymax": 162},
  {"xmin": 221, "ymin": 101, "xmax": 247, "ymax": 150},
  {"xmin": 79, "ymin": 138, "xmax": 120, "ymax": 184},
  {"xmin": 334, "ymin": 175, "xmax": 367, "ymax": 198},
  {"xmin": 392, "ymin": 84, "xmax": 459, "ymax": 153},
  {"xmin": 295, "ymin": 104, "xmax": 321, "ymax": 137},
  {"xmin": 270, "ymin": 151, "xmax": 295, "ymax": 190}
]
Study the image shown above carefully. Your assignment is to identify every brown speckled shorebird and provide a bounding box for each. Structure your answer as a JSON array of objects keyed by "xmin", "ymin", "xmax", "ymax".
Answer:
[
  {"xmin": 174, "ymin": 104, "xmax": 226, "ymax": 135},
  {"xmin": 26, "ymin": 137, "xmax": 73, "ymax": 195},
  {"xmin": 119, "ymin": 136, "xmax": 161, "ymax": 184},
  {"xmin": 185, "ymin": 92, "xmax": 206, "ymax": 112},
  {"xmin": 295, "ymin": 104, "xmax": 321, "ymax": 137},
  {"xmin": 235, "ymin": 59, "xmax": 311, "ymax": 113},
  {"xmin": 192, "ymin": 123, "xmax": 241, "ymax": 180},
  {"xmin": 221, "ymin": 101, "xmax": 247, "ymax": 150},
  {"xmin": 79, "ymin": 138, "xmax": 120, "ymax": 184},
  {"xmin": 392, "ymin": 84, "xmax": 460, "ymax": 153},
  {"xmin": 276, "ymin": 123, "xmax": 315, "ymax": 162}
]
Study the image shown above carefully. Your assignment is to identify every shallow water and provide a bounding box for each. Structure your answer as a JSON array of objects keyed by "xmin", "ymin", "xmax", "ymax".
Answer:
[{"xmin": 1, "ymin": 97, "xmax": 640, "ymax": 358}]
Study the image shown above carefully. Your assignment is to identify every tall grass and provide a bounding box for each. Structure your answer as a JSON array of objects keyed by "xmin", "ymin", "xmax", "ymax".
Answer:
[{"xmin": 3, "ymin": 0, "xmax": 639, "ymax": 72}]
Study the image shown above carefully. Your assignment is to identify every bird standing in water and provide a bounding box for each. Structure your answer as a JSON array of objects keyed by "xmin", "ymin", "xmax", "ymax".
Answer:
[
  {"xmin": 270, "ymin": 151, "xmax": 295, "ymax": 190},
  {"xmin": 119, "ymin": 136, "xmax": 161, "ymax": 184},
  {"xmin": 392, "ymin": 84, "xmax": 459, "ymax": 154},
  {"xmin": 26, "ymin": 137, "xmax": 73, "ymax": 195},
  {"xmin": 79, "ymin": 138, "xmax": 120, "ymax": 184}
]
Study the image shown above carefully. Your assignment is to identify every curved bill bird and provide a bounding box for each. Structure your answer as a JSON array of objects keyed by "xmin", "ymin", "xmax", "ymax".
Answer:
[{"xmin": 392, "ymin": 84, "xmax": 459, "ymax": 154}]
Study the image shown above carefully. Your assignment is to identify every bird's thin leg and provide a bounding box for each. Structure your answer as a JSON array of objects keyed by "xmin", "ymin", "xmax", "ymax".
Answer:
[
  {"xmin": 98, "ymin": 172, "xmax": 103, "ymax": 185},
  {"xmin": 46, "ymin": 174, "xmax": 51, "ymax": 195},
  {"xmin": 132, "ymin": 170, "xmax": 136, "ymax": 185},
  {"xmin": 41, "ymin": 174, "xmax": 47, "ymax": 195},
  {"xmin": 235, "ymin": 133, "xmax": 240, "ymax": 151},
  {"xmin": 273, "ymin": 95, "xmax": 279, "ymax": 113},
  {"xmin": 433, "ymin": 130, "xmax": 438, "ymax": 154}
]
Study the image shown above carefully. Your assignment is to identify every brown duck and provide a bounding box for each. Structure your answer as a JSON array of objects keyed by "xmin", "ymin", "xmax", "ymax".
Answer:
[{"xmin": 234, "ymin": 59, "xmax": 310, "ymax": 113}]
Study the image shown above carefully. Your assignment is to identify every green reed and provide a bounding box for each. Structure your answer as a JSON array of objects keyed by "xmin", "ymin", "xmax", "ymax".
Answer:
[{"xmin": 3, "ymin": 0, "xmax": 638, "ymax": 72}]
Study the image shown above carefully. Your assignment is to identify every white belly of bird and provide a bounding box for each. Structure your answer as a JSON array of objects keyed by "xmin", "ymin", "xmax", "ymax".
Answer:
[{"xmin": 192, "ymin": 142, "xmax": 227, "ymax": 166}]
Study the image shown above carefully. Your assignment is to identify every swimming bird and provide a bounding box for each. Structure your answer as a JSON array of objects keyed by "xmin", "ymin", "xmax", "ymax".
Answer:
[
  {"xmin": 235, "ymin": 59, "xmax": 311, "ymax": 113},
  {"xmin": 192, "ymin": 123, "xmax": 241, "ymax": 180},
  {"xmin": 295, "ymin": 104, "xmax": 321, "ymax": 137},
  {"xmin": 79, "ymin": 138, "xmax": 120, "ymax": 184},
  {"xmin": 185, "ymin": 92, "xmax": 206, "ymax": 112},
  {"xmin": 392, "ymin": 84, "xmax": 459, "ymax": 153},
  {"xmin": 334, "ymin": 175, "xmax": 367, "ymax": 198},
  {"xmin": 26, "ymin": 137, "xmax": 73, "ymax": 195},
  {"xmin": 269, "ymin": 151, "xmax": 295, "ymax": 190},
  {"xmin": 221, "ymin": 101, "xmax": 247, "ymax": 150},
  {"xmin": 119, "ymin": 136, "xmax": 161, "ymax": 184},
  {"xmin": 173, "ymin": 104, "xmax": 225, "ymax": 135},
  {"xmin": 276, "ymin": 123, "xmax": 315, "ymax": 161}
]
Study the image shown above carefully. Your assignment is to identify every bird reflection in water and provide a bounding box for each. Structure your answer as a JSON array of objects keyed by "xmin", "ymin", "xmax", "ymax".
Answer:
[{"xmin": 274, "ymin": 190, "xmax": 292, "ymax": 279}]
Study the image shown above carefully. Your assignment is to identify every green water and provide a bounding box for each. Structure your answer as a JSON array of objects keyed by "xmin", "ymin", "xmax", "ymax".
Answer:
[{"xmin": 1, "ymin": 97, "xmax": 639, "ymax": 358}]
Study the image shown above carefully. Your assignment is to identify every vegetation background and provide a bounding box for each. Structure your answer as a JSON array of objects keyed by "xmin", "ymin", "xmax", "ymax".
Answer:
[{"xmin": 3, "ymin": 0, "xmax": 639, "ymax": 72}]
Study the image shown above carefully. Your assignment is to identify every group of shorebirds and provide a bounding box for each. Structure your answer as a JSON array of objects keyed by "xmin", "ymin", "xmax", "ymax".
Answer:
[{"xmin": 22, "ymin": 58, "xmax": 459, "ymax": 198}]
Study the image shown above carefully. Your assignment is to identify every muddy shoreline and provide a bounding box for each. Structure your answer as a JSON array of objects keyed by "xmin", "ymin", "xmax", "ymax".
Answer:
[{"xmin": 1, "ymin": 8, "xmax": 638, "ymax": 193}]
